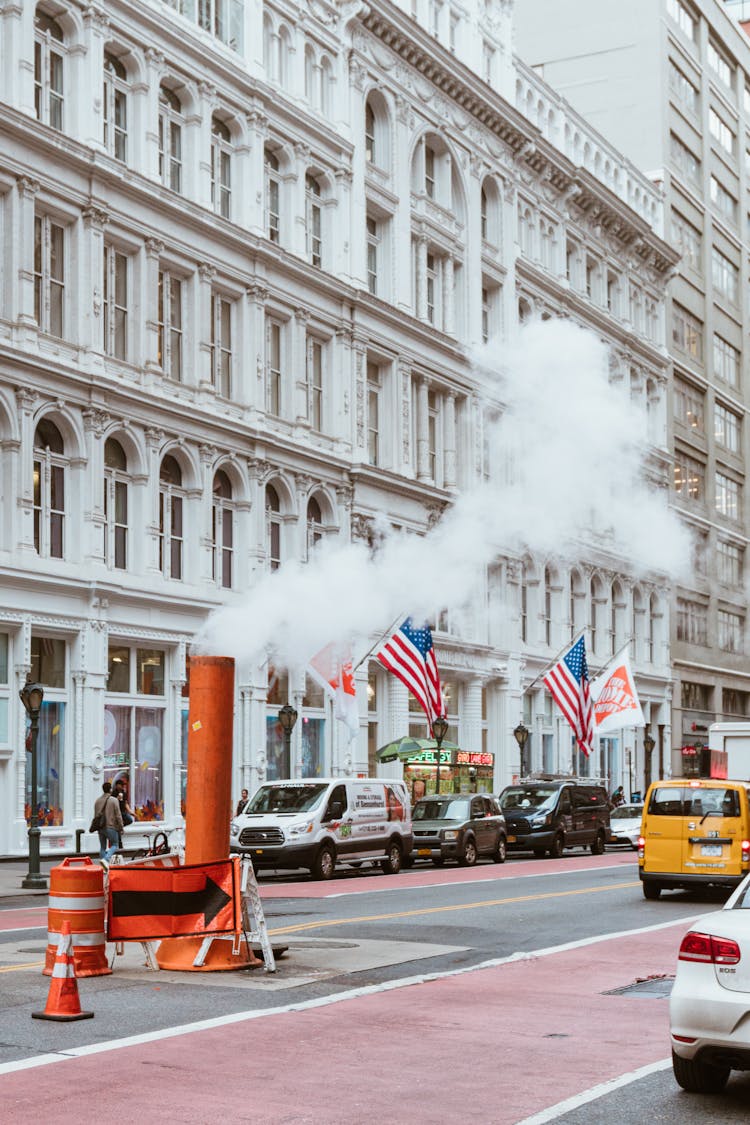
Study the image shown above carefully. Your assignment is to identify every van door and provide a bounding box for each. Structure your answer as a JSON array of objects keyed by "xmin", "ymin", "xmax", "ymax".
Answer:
[
  {"xmin": 347, "ymin": 782, "xmax": 388, "ymax": 858},
  {"xmin": 682, "ymin": 784, "xmax": 744, "ymax": 880},
  {"xmin": 470, "ymin": 796, "xmax": 492, "ymax": 855},
  {"xmin": 322, "ymin": 783, "xmax": 354, "ymax": 855},
  {"xmin": 642, "ymin": 784, "xmax": 685, "ymax": 875}
]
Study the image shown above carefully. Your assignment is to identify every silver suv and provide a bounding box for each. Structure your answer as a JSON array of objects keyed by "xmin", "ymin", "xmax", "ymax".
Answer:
[{"xmin": 405, "ymin": 794, "xmax": 507, "ymax": 867}]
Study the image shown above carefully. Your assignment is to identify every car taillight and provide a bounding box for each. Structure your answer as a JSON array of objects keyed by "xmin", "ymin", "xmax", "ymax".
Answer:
[
  {"xmin": 638, "ymin": 835, "xmax": 645, "ymax": 859},
  {"xmin": 678, "ymin": 931, "xmax": 741, "ymax": 965},
  {"xmin": 742, "ymin": 839, "xmax": 750, "ymax": 863}
]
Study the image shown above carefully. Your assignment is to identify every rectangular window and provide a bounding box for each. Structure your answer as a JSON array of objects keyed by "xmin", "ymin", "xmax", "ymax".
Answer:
[
  {"xmin": 33, "ymin": 452, "xmax": 65, "ymax": 559},
  {"xmin": 709, "ymin": 108, "xmax": 735, "ymax": 157},
  {"xmin": 367, "ymin": 361, "xmax": 380, "ymax": 467},
  {"xmin": 713, "ymin": 335, "xmax": 740, "ymax": 387},
  {"xmin": 715, "ymin": 401, "xmax": 741, "ymax": 453},
  {"xmin": 266, "ymin": 318, "xmax": 282, "ymax": 416},
  {"xmin": 681, "ymin": 680, "xmax": 712, "ymax": 712},
  {"xmin": 718, "ymin": 540, "xmax": 743, "ymax": 586},
  {"xmin": 673, "ymin": 450, "xmax": 705, "ymax": 502},
  {"xmin": 716, "ymin": 471, "xmax": 741, "ymax": 519},
  {"xmin": 306, "ymin": 337, "xmax": 323, "ymax": 431},
  {"xmin": 427, "ymin": 389, "xmax": 439, "ymax": 483},
  {"xmin": 104, "ymin": 475, "xmax": 128, "ymax": 570},
  {"xmin": 723, "ymin": 688, "xmax": 749, "ymax": 716},
  {"xmin": 211, "ymin": 293, "xmax": 232, "ymax": 398},
  {"xmin": 671, "ymin": 211, "xmax": 701, "ymax": 270},
  {"xmin": 718, "ymin": 609, "xmax": 744, "ymax": 653},
  {"xmin": 35, "ymin": 29, "xmax": 64, "ymax": 130},
  {"xmin": 482, "ymin": 287, "xmax": 490, "ymax": 344},
  {"xmin": 366, "ymin": 215, "xmax": 379, "ymax": 296},
  {"xmin": 670, "ymin": 133, "xmax": 700, "ymax": 185},
  {"xmin": 710, "ymin": 176, "xmax": 737, "ymax": 223},
  {"xmin": 34, "ymin": 215, "xmax": 64, "ymax": 337},
  {"xmin": 711, "ymin": 247, "xmax": 739, "ymax": 303},
  {"xmin": 708, "ymin": 40, "xmax": 733, "ymax": 89},
  {"xmin": 157, "ymin": 270, "xmax": 183, "ymax": 380},
  {"xmin": 669, "ymin": 60, "xmax": 698, "ymax": 114},
  {"xmin": 103, "ymin": 244, "xmax": 128, "ymax": 360},
  {"xmin": 30, "ymin": 634, "xmax": 66, "ymax": 688},
  {"xmin": 425, "ymin": 146, "xmax": 435, "ymax": 198},
  {"xmin": 676, "ymin": 598, "xmax": 708, "ymax": 645},
  {"xmin": 673, "ymin": 378, "xmax": 704, "ymax": 432},
  {"xmin": 426, "ymin": 252, "xmax": 436, "ymax": 324},
  {"xmin": 211, "ymin": 133, "xmax": 231, "ymax": 219},
  {"xmin": 104, "ymin": 704, "xmax": 164, "ymax": 821},
  {"xmin": 26, "ymin": 701, "xmax": 65, "ymax": 826},
  {"xmin": 667, "ymin": 0, "xmax": 695, "ymax": 41},
  {"xmin": 672, "ymin": 303, "xmax": 703, "ymax": 360}
]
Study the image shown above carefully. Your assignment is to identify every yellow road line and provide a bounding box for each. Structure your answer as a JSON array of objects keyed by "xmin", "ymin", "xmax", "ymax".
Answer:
[
  {"xmin": 268, "ymin": 880, "xmax": 641, "ymax": 937},
  {"xmin": 0, "ymin": 961, "xmax": 44, "ymax": 973}
]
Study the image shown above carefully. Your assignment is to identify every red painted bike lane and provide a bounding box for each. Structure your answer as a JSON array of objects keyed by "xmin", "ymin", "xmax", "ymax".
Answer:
[{"xmin": 1, "ymin": 913, "xmax": 686, "ymax": 1124}]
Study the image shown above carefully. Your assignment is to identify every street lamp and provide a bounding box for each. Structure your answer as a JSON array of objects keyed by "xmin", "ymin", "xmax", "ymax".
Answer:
[
  {"xmin": 20, "ymin": 679, "xmax": 46, "ymax": 890},
  {"xmin": 433, "ymin": 715, "xmax": 449, "ymax": 796},
  {"xmin": 513, "ymin": 722, "xmax": 530, "ymax": 779},
  {"xmin": 277, "ymin": 703, "xmax": 298, "ymax": 777},
  {"xmin": 643, "ymin": 731, "xmax": 655, "ymax": 789}
]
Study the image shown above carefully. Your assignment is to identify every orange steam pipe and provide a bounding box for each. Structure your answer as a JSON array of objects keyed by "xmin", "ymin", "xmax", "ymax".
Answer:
[{"xmin": 183, "ymin": 655, "xmax": 235, "ymax": 866}]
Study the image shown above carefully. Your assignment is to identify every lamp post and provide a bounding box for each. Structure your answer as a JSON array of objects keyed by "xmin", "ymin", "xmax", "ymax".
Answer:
[
  {"xmin": 433, "ymin": 715, "xmax": 449, "ymax": 796},
  {"xmin": 643, "ymin": 731, "xmax": 655, "ymax": 790},
  {"xmin": 278, "ymin": 703, "xmax": 298, "ymax": 778},
  {"xmin": 513, "ymin": 722, "xmax": 530, "ymax": 779},
  {"xmin": 20, "ymin": 679, "xmax": 46, "ymax": 890}
]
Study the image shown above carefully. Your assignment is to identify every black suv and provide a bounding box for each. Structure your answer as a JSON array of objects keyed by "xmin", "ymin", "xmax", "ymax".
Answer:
[{"xmin": 497, "ymin": 779, "xmax": 610, "ymax": 858}]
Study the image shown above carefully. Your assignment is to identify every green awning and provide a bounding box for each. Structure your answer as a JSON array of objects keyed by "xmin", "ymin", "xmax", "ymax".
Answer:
[{"xmin": 376, "ymin": 736, "xmax": 460, "ymax": 763}]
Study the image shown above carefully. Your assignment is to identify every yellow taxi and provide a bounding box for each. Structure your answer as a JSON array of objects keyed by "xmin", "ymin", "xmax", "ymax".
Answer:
[{"xmin": 639, "ymin": 778, "xmax": 750, "ymax": 900}]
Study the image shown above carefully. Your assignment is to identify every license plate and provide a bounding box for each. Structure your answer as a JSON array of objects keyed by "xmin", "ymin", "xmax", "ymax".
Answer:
[
  {"xmin": 254, "ymin": 849, "xmax": 264, "ymax": 855},
  {"xmin": 417, "ymin": 848, "xmax": 431, "ymax": 856},
  {"xmin": 507, "ymin": 835, "xmax": 517, "ymax": 843},
  {"xmin": 701, "ymin": 844, "xmax": 722, "ymax": 857}
]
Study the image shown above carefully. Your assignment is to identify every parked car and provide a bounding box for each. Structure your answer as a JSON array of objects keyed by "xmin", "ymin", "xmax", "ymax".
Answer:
[
  {"xmin": 670, "ymin": 871, "xmax": 750, "ymax": 1093},
  {"xmin": 497, "ymin": 778, "xmax": 610, "ymax": 858},
  {"xmin": 607, "ymin": 803, "xmax": 644, "ymax": 849},
  {"xmin": 407, "ymin": 794, "xmax": 507, "ymax": 867}
]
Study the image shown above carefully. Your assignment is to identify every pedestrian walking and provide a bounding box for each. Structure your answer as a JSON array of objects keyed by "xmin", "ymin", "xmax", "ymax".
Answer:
[
  {"xmin": 236, "ymin": 788, "xmax": 250, "ymax": 816},
  {"xmin": 91, "ymin": 781, "xmax": 123, "ymax": 863},
  {"xmin": 113, "ymin": 778, "xmax": 135, "ymax": 848}
]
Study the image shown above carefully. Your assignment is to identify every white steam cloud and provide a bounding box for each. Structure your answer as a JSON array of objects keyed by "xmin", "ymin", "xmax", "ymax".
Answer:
[{"xmin": 196, "ymin": 320, "xmax": 690, "ymax": 668}]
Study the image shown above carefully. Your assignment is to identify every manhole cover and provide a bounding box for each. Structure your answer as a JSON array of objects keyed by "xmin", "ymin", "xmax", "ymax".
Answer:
[{"xmin": 604, "ymin": 975, "xmax": 674, "ymax": 998}]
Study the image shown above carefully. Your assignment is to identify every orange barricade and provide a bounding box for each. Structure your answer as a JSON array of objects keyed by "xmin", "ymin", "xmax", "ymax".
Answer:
[{"xmin": 44, "ymin": 855, "xmax": 111, "ymax": 977}]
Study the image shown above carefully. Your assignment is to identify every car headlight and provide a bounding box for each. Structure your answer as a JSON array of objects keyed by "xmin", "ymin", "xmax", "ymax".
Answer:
[
  {"xmin": 442, "ymin": 830, "xmax": 459, "ymax": 841},
  {"xmin": 289, "ymin": 822, "xmax": 313, "ymax": 836},
  {"xmin": 230, "ymin": 820, "xmax": 239, "ymax": 836},
  {"xmin": 532, "ymin": 814, "xmax": 551, "ymax": 828}
]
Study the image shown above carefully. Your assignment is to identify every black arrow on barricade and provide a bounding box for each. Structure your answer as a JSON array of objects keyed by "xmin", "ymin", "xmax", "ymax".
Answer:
[{"xmin": 111, "ymin": 877, "xmax": 231, "ymax": 927}]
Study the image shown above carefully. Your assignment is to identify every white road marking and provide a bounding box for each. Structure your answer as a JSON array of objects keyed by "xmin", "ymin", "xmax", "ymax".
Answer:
[
  {"xmin": 514, "ymin": 1057, "xmax": 673, "ymax": 1124},
  {"xmin": 0, "ymin": 913, "xmax": 697, "ymax": 1077}
]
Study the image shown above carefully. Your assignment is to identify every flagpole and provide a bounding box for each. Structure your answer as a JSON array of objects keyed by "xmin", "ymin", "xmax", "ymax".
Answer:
[
  {"xmin": 523, "ymin": 627, "xmax": 587, "ymax": 695},
  {"xmin": 353, "ymin": 612, "xmax": 406, "ymax": 671}
]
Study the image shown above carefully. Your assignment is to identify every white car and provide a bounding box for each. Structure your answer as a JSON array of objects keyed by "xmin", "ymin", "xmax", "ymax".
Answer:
[
  {"xmin": 607, "ymin": 803, "xmax": 643, "ymax": 848},
  {"xmin": 670, "ymin": 873, "xmax": 750, "ymax": 1092}
]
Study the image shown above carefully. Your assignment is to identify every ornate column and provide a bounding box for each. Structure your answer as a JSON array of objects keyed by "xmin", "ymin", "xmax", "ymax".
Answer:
[
  {"xmin": 80, "ymin": 204, "xmax": 109, "ymax": 356},
  {"xmin": 352, "ymin": 331, "xmax": 368, "ymax": 458},
  {"xmin": 295, "ymin": 472, "xmax": 312, "ymax": 559},
  {"xmin": 197, "ymin": 82, "xmax": 216, "ymax": 210},
  {"xmin": 143, "ymin": 238, "xmax": 164, "ymax": 375},
  {"xmin": 144, "ymin": 49, "xmax": 165, "ymax": 181},
  {"xmin": 444, "ymin": 390, "xmax": 457, "ymax": 490},
  {"xmin": 416, "ymin": 376, "xmax": 430, "ymax": 481},
  {"xmin": 293, "ymin": 142, "xmax": 310, "ymax": 258},
  {"xmin": 399, "ymin": 359, "xmax": 413, "ymax": 475},
  {"xmin": 415, "ymin": 232, "xmax": 428, "ymax": 321},
  {"xmin": 246, "ymin": 282, "xmax": 268, "ymax": 415},
  {"xmin": 197, "ymin": 263, "xmax": 216, "ymax": 390},
  {"xmin": 336, "ymin": 481, "xmax": 353, "ymax": 541},
  {"xmin": 144, "ymin": 425, "xmax": 165, "ymax": 572},
  {"xmin": 198, "ymin": 442, "xmax": 217, "ymax": 583},
  {"xmin": 463, "ymin": 679, "xmax": 484, "ymax": 755},
  {"xmin": 81, "ymin": 6, "xmax": 109, "ymax": 149},
  {"xmin": 2, "ymin": 0, "xmax": 35, "ymax": 114},
  {"xmin": 246, "ymin": 109, "xmax": 268, "ymax": 235},
  {"xmin": 13, "ymin": 176, "xmax": 40, "ymax": 329},
  {"xmin": 15, "ymin": 387, "xmax": 37, "ymax": 554},
  {"xmin": 443, "ymin": 255, "xmax": 455, "ymax": 335},
  {"xmin": 82, "ymin": 408, "xmax": 110, "ymax": 564},
  {"xmin": 247, "ymin": 456, "xmax": 270, "ymax": 577},
  {"xmin": 294, "ymin": 306, "xmax": 310, "ymax": 423}
]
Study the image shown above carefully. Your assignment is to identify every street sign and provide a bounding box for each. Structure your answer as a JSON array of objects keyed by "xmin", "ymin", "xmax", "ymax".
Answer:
[{"xmin": 107, "ymin": 859, "xmax": 239, "ymax": 941}]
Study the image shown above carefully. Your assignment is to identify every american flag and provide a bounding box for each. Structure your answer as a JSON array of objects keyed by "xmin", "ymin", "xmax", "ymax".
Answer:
[
  {"xmin": 543, "ymin": 636, "xmax": 595, "ymax": 757},
  {"xmin": 375, "ymin": 618, "xmax": 444, "ymax": 732}
]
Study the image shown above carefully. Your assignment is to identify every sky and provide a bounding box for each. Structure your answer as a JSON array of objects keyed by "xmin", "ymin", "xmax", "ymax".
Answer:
[{"xmin": 195, "ymin": 319, "xmax": 690, "ymax": 672}]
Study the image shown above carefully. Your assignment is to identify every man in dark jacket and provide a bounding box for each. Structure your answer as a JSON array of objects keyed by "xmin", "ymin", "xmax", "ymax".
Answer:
[{"xmin": 93, "ymin": 781, "xmax": 123, "ymax": 862}]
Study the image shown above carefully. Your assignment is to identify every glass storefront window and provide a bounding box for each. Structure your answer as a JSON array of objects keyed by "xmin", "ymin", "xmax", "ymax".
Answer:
[
  {"xmin": 31, "ymin": 635, "xmax": 65, "ymax": 687},
  {"xmin": 138, "ymin": 649, "xmax": 165, "ymax": 695},
  {"xmin": 266, "ymin": 715, "xmax": 288, "ymax": 779},
  {"xmin": 25, "ymin": 701, "xmax": 64, "ymax": 825},
  {"xmin": 104, "ymin": 704, "xmax": 164, "ymax": 820},
  {"xmin": 300, "ymin": 716, "xmax": 324, "ymax": 777},
  {"xmin": 107, "ymin": 644, "xmax": 130, "ymax": 692}
]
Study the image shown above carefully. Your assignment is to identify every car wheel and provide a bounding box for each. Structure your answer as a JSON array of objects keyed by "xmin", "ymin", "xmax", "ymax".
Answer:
[
  {"xmin": 312, "ymin": 843, "xmax": 336, "ymax": 881},
  {"xmin": 643, "ymin": 882, "xmax": 661, "ymax": 900},
  {"xmin": 549, "ymin": 834, "xmax": 564, "ymax": 859},
  {"xmin": 590, "ymin": 831, "xmax": 606, "ymax": 855},
  {"xmin": 672, "ymin": 1050, "xmax": 730, "ymax": 1094},
  {"xmin": 380, "ymin": 840, "xmax": 402, "ymax": 875},
  {"xmin": 493, "ymin": 835, "xmax": 507, "ymax": 864},
  {"xmin": 459, "ymin": 838, "xmax": 477, "ymax": 866}
]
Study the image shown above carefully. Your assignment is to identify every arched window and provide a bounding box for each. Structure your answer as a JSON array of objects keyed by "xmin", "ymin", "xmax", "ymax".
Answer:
[
  {"xmin": 544, "ymin": 565, "xmax": 553, "ymax": 646},
  {"xmin": 103, "ymin": 51, "xmax": 128, "ymax": 161},
  {"xmin": 304, "ymin": 44, "xmax": 315, "ymax": 103},
  {"xmin": 212, "ymin": 470, "xmax": 233, "ymax": 588},
  {"xmin": 104, "ymin": 436, "xmax": 128, "ymax": 570},
  {"xmin": 632, "ymin": 585, "xmax": 644, "ymax": 663},
  {"xmin": 263, "ymin": 15, "xmax": 275, "ymax": 80},
  {"xmin": 266, "ymin": 484, "xmax": 281, "ymax": 571},
  {"xmin": 320, "ymin": 56, "xmax": 332, "ymax": 116},
  {"xmin": 520, "ymin": 559, "xmax": 529, "ymax": 643},
  {"xmin": 211, "ymin": 116, "xmax": 232, "ymax": 219},
  {"xmin": 480, "ymin": 177, "xmax": 500, "ymax": 244},
  {"xmin": 33, "ymin": 418, "xmax": 65, "ymax": 558},
  {"xmin": 158, "ymin": 85, "xmax": 183, "ymax": 193},
  {"xmin": 590, "ymin": 576, "xmax": 604, "ymax": 655},
  {"xmin": 364, "ymin": 92, "xmax": 390, "ymax": 172},
  {"xmin": 648, "ymin": 593, "xmax": 660, "ymax": 664},
  {"xmin": 611, "ymin": 580, "xmax": 625, "ymax": 656},
  {"xmin": 306, "ymin": 496, "xmax": 323, "ymax": 559},
  {"xmin": 305, "ymin": 173, "xmax": 322, "ymax": 267},
  {"xmin": 569, "ymin": 568, "xmax": 584, "ymax": 640},
  {"xmin": 265, "ymin": 148, "xmax": 280, "ymax": 244},
  {"xmin": 34, "ymin": 9, "xmax": 65, "ymax": 130},
  {"xmin": 159, "ymin": 455, "xmax": 183, "ymax": 579},
  {"xmin": 365, "ymin": 101, "xmax": 376, "ymax": 164}
]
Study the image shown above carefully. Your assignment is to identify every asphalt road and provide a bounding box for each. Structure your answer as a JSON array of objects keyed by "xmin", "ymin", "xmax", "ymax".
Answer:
[{"xmin": 1, "ymin": 849, "xmax": 748, "ymax": 1121}]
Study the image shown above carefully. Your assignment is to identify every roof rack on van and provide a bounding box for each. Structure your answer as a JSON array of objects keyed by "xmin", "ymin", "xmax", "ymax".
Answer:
[{"xmin": 519, "ymin": 773, "xmax": 609, "ymax": 786}]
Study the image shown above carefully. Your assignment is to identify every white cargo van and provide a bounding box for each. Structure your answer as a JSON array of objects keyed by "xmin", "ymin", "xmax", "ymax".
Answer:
[{"xmin": 229, "ymin": 778, "xmax": 413, "ymax": 880}]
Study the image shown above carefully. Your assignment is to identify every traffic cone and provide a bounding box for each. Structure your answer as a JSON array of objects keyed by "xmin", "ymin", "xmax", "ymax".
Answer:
[{"xmin": 32, "ymin": 921, "xmax": 94, "ymax": 1022}]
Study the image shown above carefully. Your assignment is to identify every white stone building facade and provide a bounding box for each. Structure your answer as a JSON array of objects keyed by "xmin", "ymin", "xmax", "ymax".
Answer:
[{"xmin": 0, "ymin": 0, "xmax": 676, "ymax": 855}]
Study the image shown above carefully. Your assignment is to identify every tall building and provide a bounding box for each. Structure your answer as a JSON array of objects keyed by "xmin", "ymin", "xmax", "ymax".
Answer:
[
  {"xmin": 0, "ymin": 0, "xmax": 674, "ymax": 856},
  {"xmin": 517, "ymin": 0, "xmax": 750, "ymax": 777}
]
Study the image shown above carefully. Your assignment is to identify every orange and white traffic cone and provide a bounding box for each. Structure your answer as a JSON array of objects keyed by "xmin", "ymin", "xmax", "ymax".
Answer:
[{"xmin": 32, "ymin": 920, "xmax": 94, "ymax": 1022}]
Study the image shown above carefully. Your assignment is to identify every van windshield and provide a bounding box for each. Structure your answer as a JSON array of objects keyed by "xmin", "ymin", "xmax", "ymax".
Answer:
[
  {"xmin": 499, "ymin": 787, "xmax": 557, "ymax": 811},
  {"xmin": 414, "ymin": 799, "xmax": 471, "ymax": 820},
  {"xmin": 647, "ymin": 787, "xmax": 740, "ymax": 818},
  {"xmin": 245, "ymin": 784, "xmax": 328, "ymax": 815}
]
